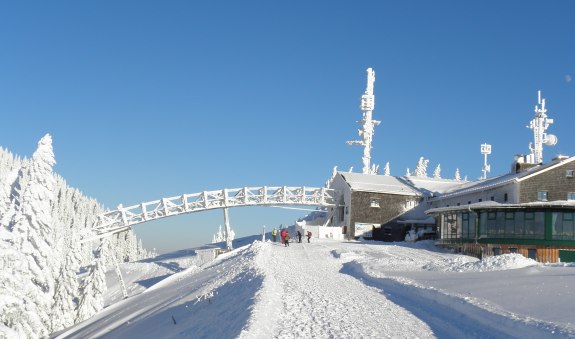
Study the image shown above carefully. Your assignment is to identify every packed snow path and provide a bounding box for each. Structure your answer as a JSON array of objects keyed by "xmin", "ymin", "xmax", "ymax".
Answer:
[{"xmin": 243, "ymin": 241, "xmax": 435, "ymax": 338}]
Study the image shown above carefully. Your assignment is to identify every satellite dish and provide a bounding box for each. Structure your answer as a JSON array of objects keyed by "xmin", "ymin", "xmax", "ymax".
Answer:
[{"xmin": 544, "ymin": 134, "xmax": 558, "ymax": 146}]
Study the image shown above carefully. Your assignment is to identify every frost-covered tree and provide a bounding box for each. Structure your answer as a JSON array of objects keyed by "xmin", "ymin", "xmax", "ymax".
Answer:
[
  {"xmin": 383, "ymin": 162, "xmax": 390, "ymax": 176},
  {"xmin": 0, "ymin": 147, "xmax": 23, "ymax": 215},
  {"xmin": 212, "ymin": 225, "xmax": 225, "ymax": 243},
  {"xmin": 414, "ymin": 157, "xmax": 430, "ymax": 177},
  {"xmin": 455, "ymin": 168, "xmax": 462, "ymax": 181},
  {"xmin": 433, "ymin": 164, "xmax": 442, "ymax": 179},
  {"xmin": 0, "ymin": 220, "xmax": 47, "ymax": 338},
  {"xmin": 405, "ymin": 168, "xmax": 411, "ymax": 177},
  {"xmin": 76, "ymin": 242, "xmax": 107, "ymax": 323},
  {"xmin": 0, "ymin": 134, "xmax": 57, "ymax": 337},
  {"xmin": 0, "ymin": 135, "xmax": 156, "ymax": 334},
  {"xmin": 50, "ymin": 233, "xmax": 82, "ymax": 332}
]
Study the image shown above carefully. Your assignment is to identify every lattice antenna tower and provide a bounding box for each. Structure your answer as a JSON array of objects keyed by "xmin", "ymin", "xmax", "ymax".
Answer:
[
  {"xmin": 527, "ymin": 90, "xmax": 557, "ymax": 164},
  {"xmin": 346, "ymin": 68, "xmax": 380, "ymax": 174}
]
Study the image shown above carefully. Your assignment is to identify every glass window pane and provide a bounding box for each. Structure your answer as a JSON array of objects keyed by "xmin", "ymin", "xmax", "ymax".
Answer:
[
  {"xmin": 496, "ymin": 212, "xmax": 506, "ymax": 236},
  {"xmin": 533, "ymin": 212, "xmax": 545, "ymax": 238},
  {"xmin": 552, "ymin": 212, "xmax": 562, "ymax": 240},
  {"xmin": 515, "ymin": 212, "xmax": 525, "ymax": 237},
  {"xmin": 505, "ymin": 212, "xmax": 515, "ymax": 236}
]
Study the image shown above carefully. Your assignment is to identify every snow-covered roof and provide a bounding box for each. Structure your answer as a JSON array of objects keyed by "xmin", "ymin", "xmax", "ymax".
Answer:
[
  {"xmin": 426, "ymin": 200, "xmax": 575, "ymax": 214},
  {"xmin": 431, "ymin": 156, "xmax": 575, "ymax": 201},
  {"xmin": 338, "ymin": 172, "xmax": 463, "ymax": 197},
  {"xmin": 339, "ymin": 172, "xmax": 420, "ymax": 196}
]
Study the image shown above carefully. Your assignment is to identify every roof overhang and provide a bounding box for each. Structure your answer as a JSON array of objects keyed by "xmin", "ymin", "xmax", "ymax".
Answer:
[{"xmin": 426, "ymin": 200, "xmax": 575, "ymax": 215}]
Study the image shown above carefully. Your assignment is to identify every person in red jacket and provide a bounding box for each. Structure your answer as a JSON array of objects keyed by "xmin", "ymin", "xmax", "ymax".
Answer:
[{"xmin": 281, "ymin": 228, "xmax": 287, "ymax": 246}]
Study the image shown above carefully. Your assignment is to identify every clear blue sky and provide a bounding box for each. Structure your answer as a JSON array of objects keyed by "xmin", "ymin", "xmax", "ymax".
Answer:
[{"xmin": 1, "ymin": 1, "xmax": 573, "ymax": 253}]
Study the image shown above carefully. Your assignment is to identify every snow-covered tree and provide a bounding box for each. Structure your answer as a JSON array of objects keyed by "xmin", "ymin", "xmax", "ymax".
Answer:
[
  {"xmin": 414, "ymin": 157, "xmax": 429, "ymax": 177},
  {"xmin": 50, "ymin": 233, "xmax": 82, "ymax": 332},
  {"xmin": 0, "ymin": 134, "xmax": 57, "ymax": 337},
  {"xmin": 76, "ymin": 242, "xmax": 107, "ymax": 323},
  {"xmin": 0, "ymin": 135, "xmax": 156, "ymax": 334},
  {"xmin": 455, "ymin": 168, "xmax": 462, "ymax": 181},
  {"xmin": 383, "ymin": 162, "xmax": 390, "ymax": 176},
  {"xmin": 325, "ymin": 166, "xmax": 338, "ymax": 188},
  {"xmin": 212, "ymin": 225, "xmax": 225, "ymax": 243},
  {"xmin": 405, "ymin": 168, "xmax": 411, "ymax": 177},
  {"xmin": 0, "ymin": 221, "xmax": 48, "ymax": 338},
  {"xmin": 433, "ymin": 164, "xmax": 442, "ymax": 179}
]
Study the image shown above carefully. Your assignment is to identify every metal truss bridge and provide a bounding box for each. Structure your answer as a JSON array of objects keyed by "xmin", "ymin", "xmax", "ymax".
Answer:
[{"xmin": 90, "ymin": 186, "xmax": 339, "ymax": 242}]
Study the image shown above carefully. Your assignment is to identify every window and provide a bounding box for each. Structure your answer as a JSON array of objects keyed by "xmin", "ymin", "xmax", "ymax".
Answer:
[
  {"xmin": 490, "ymin": 196, "xmax": 495, "ymax": 201},
  {"xmin": 567, "ymin": 170, "xmax": 574, "ymax": 178},
  {"xmin": 478, "ymin": 199, "xmax": 483, "ymax": 202},
  {"xmin": 504, "ymin": 193, "xmax": 508, "ymax": 202},
  {"xmin": 537, "ymin": 191, "xmax": 548, "ymax": 201},
  {"xmin": 568, "ymin": 193, "xmax": 575, "ymax": 201},
  {"xmin": 370, "ymin": 199, "xmax": 380, "ymax": 208}
]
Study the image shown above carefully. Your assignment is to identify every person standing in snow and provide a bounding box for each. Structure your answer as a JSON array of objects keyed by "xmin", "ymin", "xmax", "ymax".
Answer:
[
  {"xmin": 306, "ymin": 231, "xmax": 312, "ymax": 243},
  {"xmin": 284, "ymin": 231, "xmax": 290, "ymax": 247},
  {"xmin": 297, "ymin": 230, "xmax": 302, "ymax": 243},
  {"xmin": 271, "ymin": 228, "xmax": 277, "ymax": 243},
  {"xmin": 281, "ymin": 228, "xmax": 287, "ymax": 246}
]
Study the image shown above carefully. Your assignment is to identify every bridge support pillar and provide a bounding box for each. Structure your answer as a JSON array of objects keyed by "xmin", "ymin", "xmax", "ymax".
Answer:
[{"xmin": 223, "ymin": 207, "xmax": 233, "ymax": 250}]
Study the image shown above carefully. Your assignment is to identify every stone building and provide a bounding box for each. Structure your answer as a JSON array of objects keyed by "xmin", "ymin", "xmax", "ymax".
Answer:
[
  {"xmin": 426, "ymin": 155, "xmax": 575, "ymax": 262},
  {"xmin": 328, "ymin": 172, "xmax": 461, "ymax": 241},
  {"xmin": 327, "ymin": 156, "xmax": 575, "ymax": 262}
]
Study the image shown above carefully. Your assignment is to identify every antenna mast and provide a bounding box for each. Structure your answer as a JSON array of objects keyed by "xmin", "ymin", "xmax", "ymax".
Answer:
[
  {"xmin": 346, "ymin": 68, "xmax": 380, "ymax": 174},
  {"xmin": 527, "ymin": 90, "xmax": 557, "ymax": 164},
  {"xmin": 480, "ymin": 143, "xmax": 491, "ymax": 179}
]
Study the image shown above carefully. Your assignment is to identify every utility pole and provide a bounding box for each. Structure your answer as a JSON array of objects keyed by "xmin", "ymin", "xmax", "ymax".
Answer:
[{"xmin": 347, "ymin": 68, "xmax": 380, "ymax": 174}]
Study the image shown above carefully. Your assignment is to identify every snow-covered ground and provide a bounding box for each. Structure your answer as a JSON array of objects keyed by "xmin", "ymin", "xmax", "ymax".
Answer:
[{"xmin": 54, "ymin": 235, "xmax": 575, "ymax": 338}]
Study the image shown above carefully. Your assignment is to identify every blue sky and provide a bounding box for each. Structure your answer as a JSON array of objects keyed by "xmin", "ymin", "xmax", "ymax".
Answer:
[{"xmin": 1, "ymin": 1, "xmax": 574, "ymax": 253}]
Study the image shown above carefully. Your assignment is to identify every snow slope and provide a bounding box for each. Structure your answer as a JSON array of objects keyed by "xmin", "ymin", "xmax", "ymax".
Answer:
[{"xmin": 54, "ymin": 237, "xmax": 575, "ymax": 338}]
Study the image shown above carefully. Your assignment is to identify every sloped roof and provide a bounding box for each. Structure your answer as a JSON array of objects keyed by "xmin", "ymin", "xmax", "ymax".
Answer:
[
  {"xmin": 338, "ymin": 172, "xmax": 463, "ymax": 197},
  {"xmin": 431, "ymin": 156, "xmax": 575, "ymax": 201}
]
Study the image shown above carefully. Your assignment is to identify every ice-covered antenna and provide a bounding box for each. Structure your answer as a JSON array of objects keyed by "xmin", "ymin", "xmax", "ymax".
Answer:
[
  {"xmin": 480, "ymin": 143, "xmax": 491, "ymax": 179},
  {"xmin": 346, "ymin": 68, "xmax": 381, "ymax": 174},
  {"xmin": 527, "ymin": 90, "xmax": 557, "ymax": 164}
]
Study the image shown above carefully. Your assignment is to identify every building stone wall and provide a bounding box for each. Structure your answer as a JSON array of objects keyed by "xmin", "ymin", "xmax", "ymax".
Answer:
[
  {"xmin": 519, "ymin": 162, "xmax": 575, "ymax": 203},
  {"xmin": 349, "ymin": 191, "xmax": 419, "ymax": 238},
  {"xmin": 431, "ymin": 184, "xmax": 518, "ymax": 208}
]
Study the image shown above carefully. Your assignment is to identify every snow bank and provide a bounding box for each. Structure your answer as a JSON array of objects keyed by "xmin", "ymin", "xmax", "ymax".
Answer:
[{"xmin": 424, "ymin": 253, "xmax": 539, "ymax": 272}]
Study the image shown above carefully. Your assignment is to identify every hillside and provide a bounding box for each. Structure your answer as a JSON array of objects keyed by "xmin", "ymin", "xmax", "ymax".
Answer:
[{"xmin": 54, "ymin": 237, "xmax": 575, "ymax": 338}]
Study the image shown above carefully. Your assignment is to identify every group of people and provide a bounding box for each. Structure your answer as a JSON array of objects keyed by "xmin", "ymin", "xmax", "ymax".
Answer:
[{"xmin": 271, "ymin": 227, "xmax": 312, "ymax": 246}]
